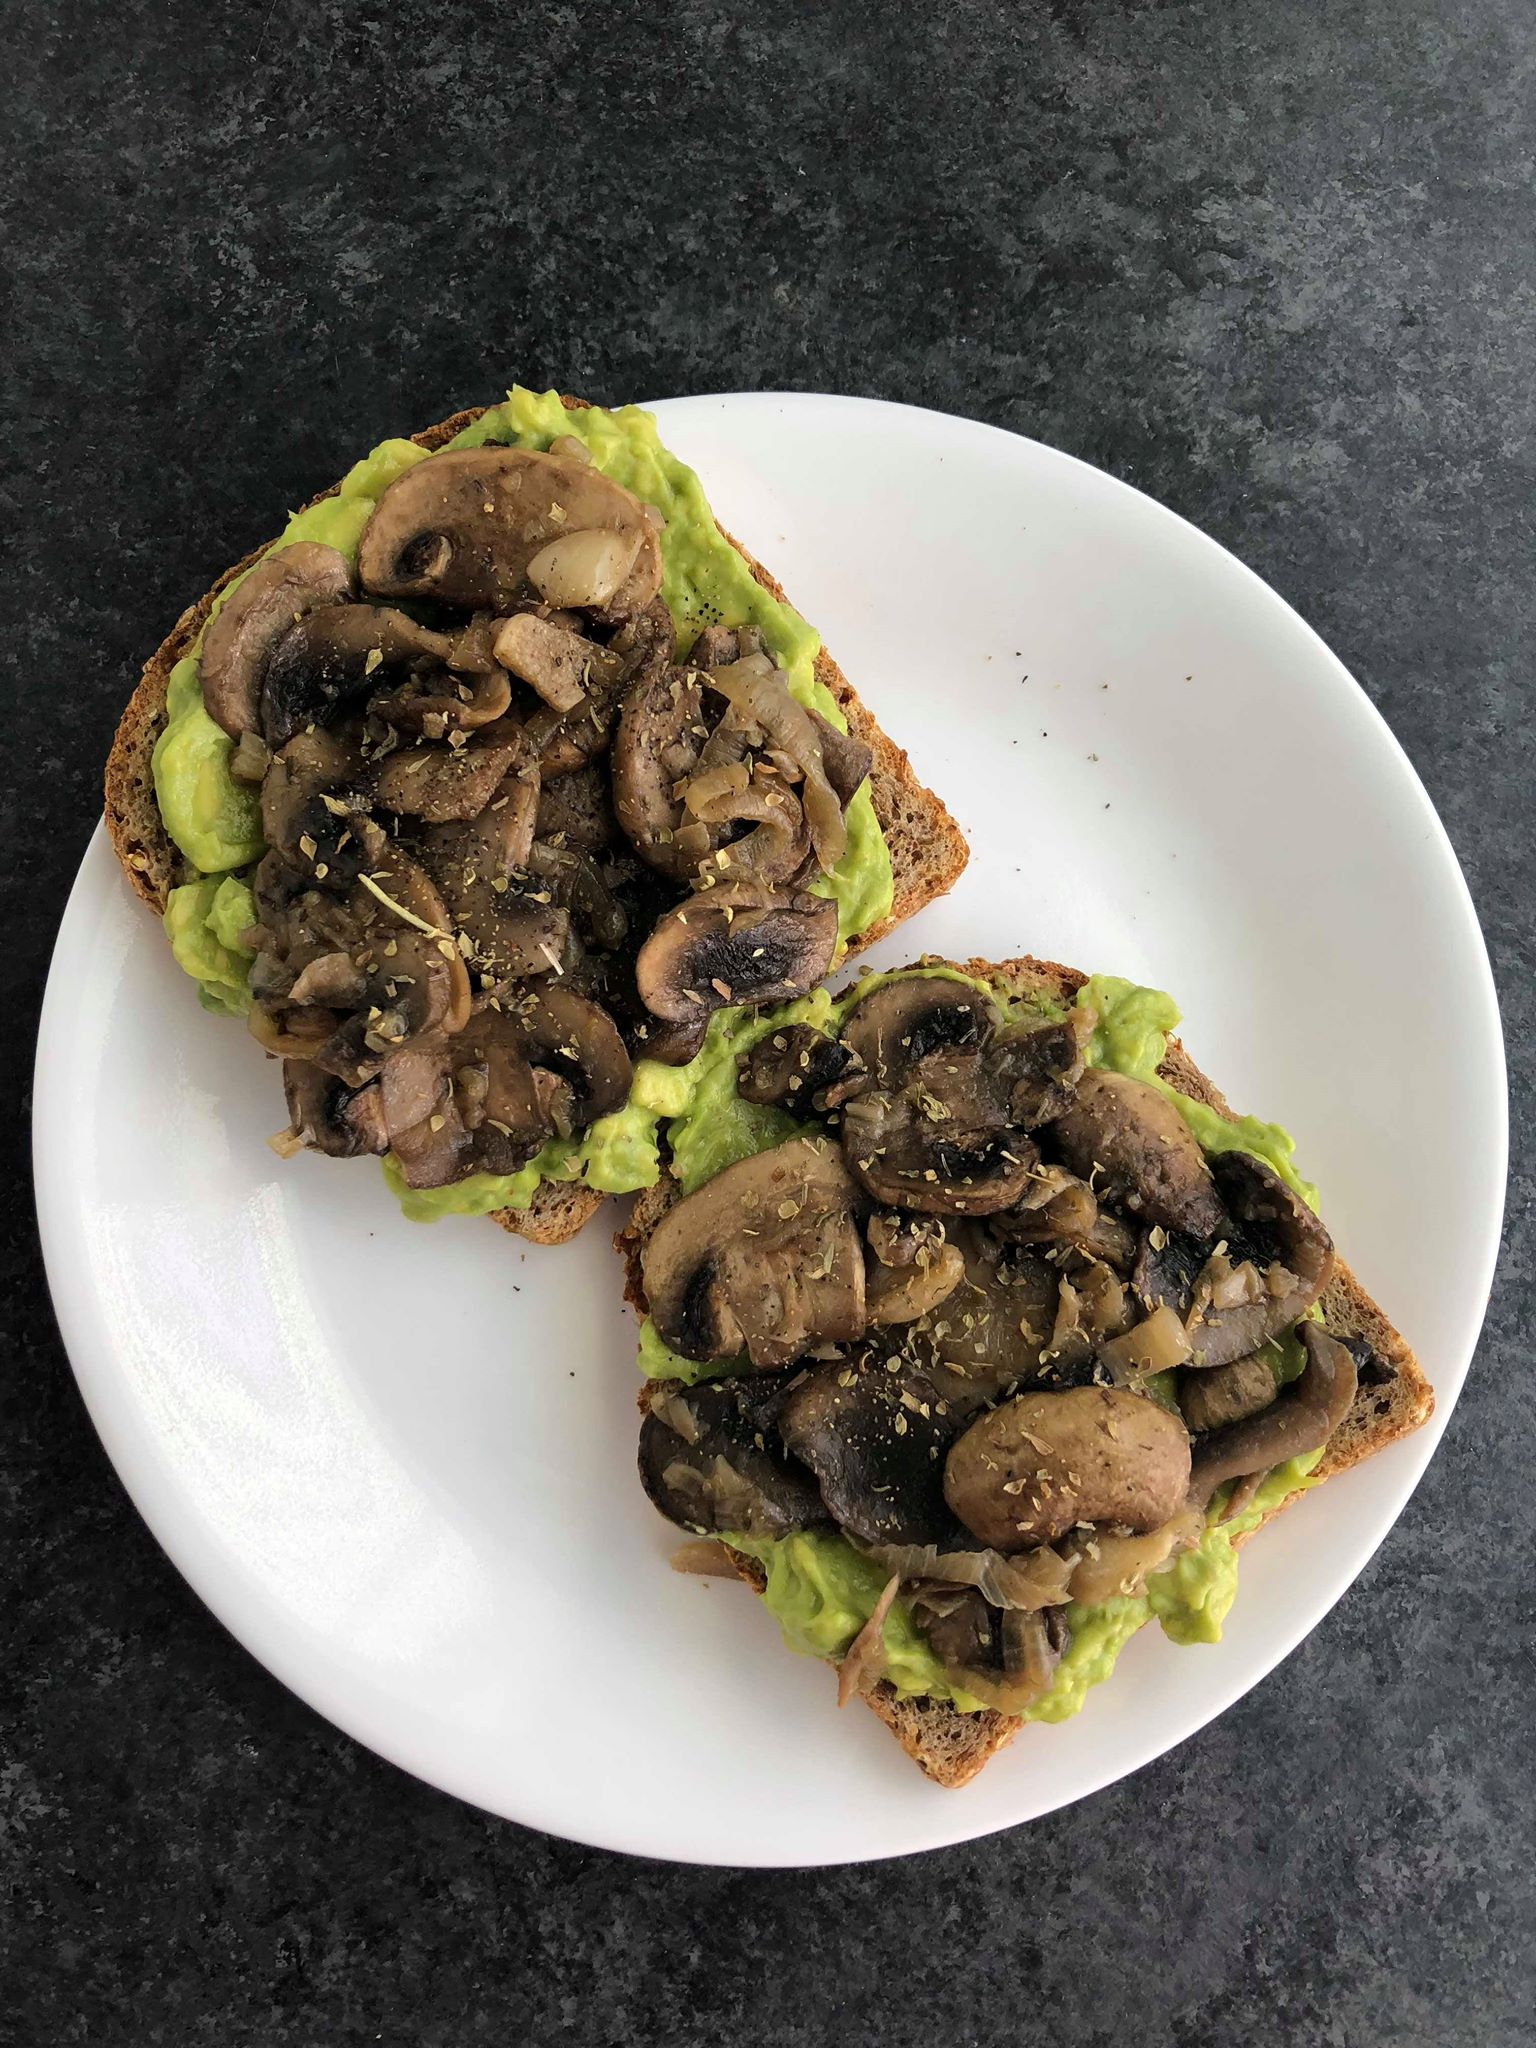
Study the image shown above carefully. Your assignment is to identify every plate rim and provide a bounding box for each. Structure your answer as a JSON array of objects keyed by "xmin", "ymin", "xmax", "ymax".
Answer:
[{"xmin": 34, "ymin": 392, "xmax": 1508, "ymax": 1865}]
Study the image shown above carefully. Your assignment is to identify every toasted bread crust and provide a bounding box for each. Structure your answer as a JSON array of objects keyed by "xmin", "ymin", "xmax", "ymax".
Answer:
[
  {"xmin": 104, "ymin": 395, "xmax": 967, "ymax": 1246},
  {"xmin": 623, "ymin": 951, "xmax": 1434, "ymax": 1787}
]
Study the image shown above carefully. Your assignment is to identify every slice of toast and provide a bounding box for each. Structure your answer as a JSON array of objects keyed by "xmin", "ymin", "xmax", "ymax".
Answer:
[
  {"xmin": 104, "ymin": 397, "xmax": 969, "ymax": 1247},
  {"xmin": 618, "ymin": 952, "xmax": 1435, "ymax": 1787}
]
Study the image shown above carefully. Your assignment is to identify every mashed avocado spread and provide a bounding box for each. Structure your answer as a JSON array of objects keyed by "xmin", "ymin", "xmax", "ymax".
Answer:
[
  {"xmin": 152, "ymin": 389, "xmax": 895, "ymax": 1217},
  {"xmin": 643, "ymin": 970, "xmax": 1326, "ymax": 1722}
]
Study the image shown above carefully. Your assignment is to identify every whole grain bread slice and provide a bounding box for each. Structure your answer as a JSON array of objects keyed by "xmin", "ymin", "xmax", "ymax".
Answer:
[
  {"xmin": 103, "ymin": 397, "xmax": 968, "ymax": 1248},
  {"xmin": 618, "ymin": 952, "xmax": 1435, "ymax": 1788}
]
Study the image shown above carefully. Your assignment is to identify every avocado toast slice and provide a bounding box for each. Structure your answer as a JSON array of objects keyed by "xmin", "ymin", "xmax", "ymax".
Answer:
[
  {"xmin": 618, "ymin": 954, "xmax": 1433, "ymax": 1787},
  {"xmin": 105, "ymin": 390, "xmax": 967, "ymax": 1246}
]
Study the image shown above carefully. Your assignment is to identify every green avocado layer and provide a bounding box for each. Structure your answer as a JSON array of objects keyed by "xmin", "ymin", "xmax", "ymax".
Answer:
[
  {"xmin": 641, "ymin": 970, "xmax": 1327, "ymax": 1721},
  {"xmin": 726, "ymin": 1451, "xmax": 1322, "ymax": 1717},
  {"xmin": 151, "ymin": 390, "xmax": 895, "ymax": 1216}
]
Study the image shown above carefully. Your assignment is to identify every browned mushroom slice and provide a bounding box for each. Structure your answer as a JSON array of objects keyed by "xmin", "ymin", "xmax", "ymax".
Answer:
[
  {"xmin": 286, "ymin": 951, "xmax": 366, "ymax": 1009},
  {"xmin": 259, "ymin": 727, "xmax": 370, "ymax": 873},
  {"xmin": 838, "ymin": 976, "xmax": 1000, "ymax": 1089},
  {"xmin": 370, "ymin": 665, "xmax": 512, "ymax": 736},
  {"xmin": 682, "ymin": 623, "xmax": 766, "ymax": 670},
  {"xmin": 778, "ymin": 1350, "xmax": 956, "ymax": 1546},
  {"xmin": 1188, "ymin": 1323, "xmax": 1358, "ymax": 1510},
  {"xmin": 387, "ymin": 985, "xmax": 631, "ymax": 1189},
  {"xmin": 290, "ymin": 842, "xmax": 472, "ymax": 1081},
  {"xmin": 640, "ymin": 1136, "xmax": 865, "ymax": 1369},
  {"xmin": 200, "ymin": 543, "xmax": 356, "ymax": 739},
  {"xmin": 910, "ymin": 1588, "xmax": 997, "ymax": 1677},
  {"xmin": 840, "ymin": 1048, "xmax": 1038, "ymax": 1216},
  {"xmin": 611, "ymin": 664, "xmax": 712, "ymax": 879},
  {"xmin": 986, "ymin": 1011, "xmax": 1091, "ymax": 1127},
  {"xmin": 530, "ymin": 596, "xmax": 673, "ymax": 781},
  {"xmin": 810, "ymin": 712, "xmax": 873, "ymax": 805},
  {"xmin": 639, "ymin": 1379, "xmax": 826, "ymax": 1540},
  {"xmin": 736, "ymin": 1024, "xmax": 869, "ymax": 1115},
  {"xmin": 635, "ymin": 885, "xmax": 838, "ymax": 1024},
  {"xmin": 618, "ymin": 1011, "xmax": 705, "ymax": 1067},
  {"xmin": 1179, "ymin": 1152, "xmax": 1336, "ymax": 1369},
  {"xmin": 944, "ymin": 1387, "xmax": 1191, "ymax": 1551},
  {"xmin": 533, "ymin": 761, "xmax": 617, "ymax": 852},
  {"xmin": 1130, "ymin": 1223, "xmax": 1212, "ymax": 1318},
  {"xmin": 281, "ymin": 1062, "xmax": 388, "ymax": 1158},
  {"xmin": 990, "ymin": 1165, "xmax": 1138, "ymax": 1271},
  {"xmin": 865, "ymin": 1232, "xmax": 965, "ymax": 1326},
  {"xmin": 372, "ymin": 722, "xmax": 526, "ymax": 824},
  {"xmin": 260, "ymin": 603, "xmax": 452, "ymax": 747},
  {"xmin": 704, "ymin": 658, "xmax": 849, "ymax": 872},
  {"xmin": 355, "ymin": 446, "xmax": 662, "ymax": 617},
  {"xmin": 901, "ymin": 1227, "xmax": 1064, "ymax": 1405},
  {"xmin": 525, "ymin": 841, "xmax": 628, "ymax": 951},
  {"xmin": 1047, "ymin": 1068, "xmax": 1229, "ymax": 1238}
]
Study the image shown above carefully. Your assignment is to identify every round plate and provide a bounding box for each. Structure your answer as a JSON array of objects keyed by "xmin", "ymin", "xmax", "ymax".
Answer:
[{"xmin": 36, "ymin": 395, "xmax": 1505, "ymax": 1865}]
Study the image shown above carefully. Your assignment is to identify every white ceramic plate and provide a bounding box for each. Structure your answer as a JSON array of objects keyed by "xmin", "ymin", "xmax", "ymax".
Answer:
[{"xmin": 35, "ymin": 395, "xmax": 1505, "ymax": 1866}]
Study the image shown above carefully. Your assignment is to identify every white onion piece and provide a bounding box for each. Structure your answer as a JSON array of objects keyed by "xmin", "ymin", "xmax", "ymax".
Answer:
[
  {"xmin": 1099, "ymin": 1303, "xmax": 1192, "ymax": 1374},
  {"xmin": 526, "ymin": 526, "xmax": 642, "ymax": 608}
]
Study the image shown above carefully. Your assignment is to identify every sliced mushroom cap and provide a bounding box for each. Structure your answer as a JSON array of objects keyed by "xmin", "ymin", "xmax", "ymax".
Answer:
[
  {"xmin": 534, "ymin": 761, "xmax": 617, "ymax": 852},
  {"xmin": 528, "ymin": 595, "xmax": 673, "ymax": 781},
  {"xmin": 634, "ymin": 884, "xmax": 838, "ymax": 1024},
  {"xmin": 525, "ymin": 841, "xmax": 628, "ymax": 952},
  {"xmin": 370, "ymin": 665, "xmax": 512, "ymax": 735},
  {"xmin": 704, "ymin": 658, "xmax": 849, "ymax": 873},
  {"xmin": 384, "ymin": 984, "xmax": 630, "ymax": 1189},
  {"xmin": 840, "ymin": 1048, "xmax": 1039, "ymax": 1215},
  {"xmin": 639, "ymin": 1378, "xmax": 826, "ymax": 1539},
  {"xmin": 865, "ymin": 1234, "xmax": 966, "ymax": 1325},
  {"xmin": 990, "ymin": 1165, "xmax": 1139, "ymax": 1271},
  {"xmin": 627, "ymin": 1010, "xmax": 710, "ymax": 1066},
  {"xmin": 415, "ymin": 767, "xmax": 577, "ymax": 984},
  {"xmin": 611, "ymin": 664, "xmax": 711, "ymax": 879},
  {"xmin": 811, "ymin": 711, "xmax": 873, "ymax": 806},
  {"xmin": 356, "ymin": 445, "xmax": 662, "ymax": 617},
  {"xmin": 900, "ymin": 1227, "xmax": 1065, "ymax": 1406},
  {"xmin": 944, "ymin": 1387, "xmax": 1191, "ymax": 1551},
  {"xmin": 1131, "ymin": 1223, "xmax": 1212, "ymax": 1319},
  {"xmin": 259, "ymin": 727, "xmax": 369, "ymax": 872},
  {"xmin": 1179, "ymin": 1352, "xmax": 1280, "ymax": 1434},
  {"xmin": 260, "ymin": 603, "xmax": 450, "ymax": 747},
  {"xmin": 1188, "ymin": 1322, "xmax": 1357, "ymax": 1508},
  {"xmin": 1047, "ymin": 1068, "xmax": 1229, "ymax": 1238},
  {"xmin": 372, "ymin": 721, "xmax": 526, "ymax": 824},
  {"xmin": 910, "ymin": 1588, "xmax": 997, "ymax": 1676},
  {"xmin": 307, "ymin": 839, "xmax": 472, "ymax": 1073},
  {"xmin": 281, "ymin": 1061, "xmax": 388, "ymax": 1158},
  {"xmin": 507, "ymin": 982, "xmax": 633, "ymax": 1130},
  {"xmin": 736, "ymin": 1024, "xmax": 869, "ymax": 1115},
  {"xmin": 838, "ymin": 976, "xmax": 999, "ymax": 1089},
  {"xmin": 778, "ymin": 1351, "xmax": 958, "ymax": 1546},
  {"xmin": 200, "ymin": 543, "xmax": 355, "ymax": 739},
  {"xmin": 1179, "ymin": 1152, "xmax": 1336, "ymax": 1369},
  {"xmin": 986, "ymin": 1011, "xmax": 1091, "ymax": 1127},
  {"xmin": 641, "ymin": 1136, "xmax": 865, "ymax": 1369}
]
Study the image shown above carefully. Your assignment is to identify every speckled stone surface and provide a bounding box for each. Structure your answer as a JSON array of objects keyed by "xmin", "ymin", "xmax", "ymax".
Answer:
[{"xmin": 4, "ymin": 0, "xmax": 1532, "ymax": 2039}]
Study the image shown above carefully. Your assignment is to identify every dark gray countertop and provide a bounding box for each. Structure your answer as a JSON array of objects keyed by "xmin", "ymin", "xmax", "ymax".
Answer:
[{"xmin": 4, "ymin": 1, "xmax": 1531, "ymax": 2040}]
